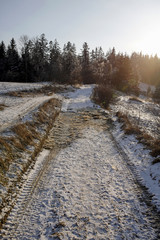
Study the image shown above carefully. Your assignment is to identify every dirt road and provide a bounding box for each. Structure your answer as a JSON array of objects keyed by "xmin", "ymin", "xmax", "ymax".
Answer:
[{"xmin": 0, "ymin": 86, "xmax": 160, "ymax": 239}]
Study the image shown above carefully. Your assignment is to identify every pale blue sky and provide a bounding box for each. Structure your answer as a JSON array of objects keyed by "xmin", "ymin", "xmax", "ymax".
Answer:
[{"xmin": 0, "ymin": 0, "xmax": 160, "ymax": 56}]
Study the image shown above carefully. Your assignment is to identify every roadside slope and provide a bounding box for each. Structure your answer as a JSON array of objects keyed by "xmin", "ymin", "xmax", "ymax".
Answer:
[{"xmin": 0, "ymin": 83, "xmax": 63, "ymax": 227}]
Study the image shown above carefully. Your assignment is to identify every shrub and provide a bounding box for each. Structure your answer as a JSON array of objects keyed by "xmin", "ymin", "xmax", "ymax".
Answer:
[
  {"xmin": 92, "ymin": 84, "xmax": 113, "ymax": 108},
  {"xmin": 153, "ymin": 84, "xmax": 160, "ymax": 100}
]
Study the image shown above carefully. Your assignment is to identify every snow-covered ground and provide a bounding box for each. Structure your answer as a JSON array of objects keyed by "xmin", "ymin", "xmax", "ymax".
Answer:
[
  {"xmin": 139, "ymin": 82, "xmax": 156, "ymax": 94},
  {"xmin": 0, "ymin": 81, "xmax": 49, "ymax": 94},
  {"xmin": 61, "ymin": 84, "xmax": 99, "ymax": 112},
  {"xmin": 112, "ymin": 119, "xmax": 160, "ymax": 207},
  {"xmin": 3, "ymin": 126, "xmax": 157, "ymax": 239},
  {"xmin": 1, "ymin": 84, "xmax": 159, "ymax": 239},
  {"xmin": 110, "ymin": 91, "xmax": 160, "ymax": 209},
  {"xmin": 0, "ymin": 83, "xmax": 160, "ymax": 239},
  {"xmin": 111, "ymin": 94, "xmax": 160, "ymax": 138}
]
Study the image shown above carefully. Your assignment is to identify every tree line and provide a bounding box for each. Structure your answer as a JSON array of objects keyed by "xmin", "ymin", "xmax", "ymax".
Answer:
[{"xmin": 0, "ymin": 33, "xmax": 160, "ymax": 94}]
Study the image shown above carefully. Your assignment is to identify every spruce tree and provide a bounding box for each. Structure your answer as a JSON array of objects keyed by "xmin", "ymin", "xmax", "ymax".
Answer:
[
  {"xmin": 80, "ymin": 42, "xmax": 94, "ymax": 84},
  {"xmin": 49, "ymin": 39, "xmax": 62, "ymax": 82},
  {"xmin": 0, "ymin": 41, "xmax": 6, "ymax": 81},
  {"xmin": 6, "ymin": 38, "xmax": 21, "ymax": 82},
  {"xmin": 62, "ymin": 42, "xmax": 78, "ymax": 83}
]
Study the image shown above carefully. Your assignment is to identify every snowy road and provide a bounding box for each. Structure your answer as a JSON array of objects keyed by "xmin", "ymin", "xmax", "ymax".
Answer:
[{"xmin": 1, "ymin": 86, "xmax": 160, "ymax": 239}]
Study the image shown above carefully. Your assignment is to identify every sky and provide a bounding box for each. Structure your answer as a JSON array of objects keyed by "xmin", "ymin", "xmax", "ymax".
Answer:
[{"xmin": 0, "ymin": 0, "xmax": 160, "ymax": 56}]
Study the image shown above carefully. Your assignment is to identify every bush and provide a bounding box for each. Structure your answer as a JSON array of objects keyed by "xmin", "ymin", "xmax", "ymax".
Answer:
[
  {"xmin": 153, "ymin": 84, "xmax": 160, "ymax": 99},
  {"xmin": 92, "ymin": 84, "xmax": 113, "ymax": 108}
]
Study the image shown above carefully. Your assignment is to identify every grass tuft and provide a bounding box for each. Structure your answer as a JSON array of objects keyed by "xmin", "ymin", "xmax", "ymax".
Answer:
[
  {"xmin": 12, "ymin": 124, "xmax": 33, "ymax": 146},
  {"xmin": 152, "ymin": 158, "xmax": 160, "ymax": 165},
  {"xmin": 129, "ymin": 96, "xmax": 143, "ymax": 103},
  {"xmin": 0, "ymin": 104, "xmax": 7, "ymax": 111}
]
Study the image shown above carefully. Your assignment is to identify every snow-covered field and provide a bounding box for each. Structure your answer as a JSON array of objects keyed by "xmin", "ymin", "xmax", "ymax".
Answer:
[
  {"xmin": 0, "ymin": 81, "xmax": 49, "ymax": 94},
  {"xmin": 0, "ymin": 82, "xmax": 63, "ymax": 132}
]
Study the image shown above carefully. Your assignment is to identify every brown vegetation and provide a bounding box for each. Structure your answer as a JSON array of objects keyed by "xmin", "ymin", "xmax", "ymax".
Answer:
[
  {"xmin": 152, "ymin": 158, "xmax": 160, "ymax": 165},
  {"xmin": 0, "ymin": 97, "xmax": 61, "ymax": 228},
  {"xmin": 129, "ymin": 96, "xmax": 143, "ymax": 103},
  {"xmin": 116, "ymin": 111, "xmax": 160, "ymax": 158},
  {"xmin": 4, "ymin": 85, "xmax": 68, "ymax": 98},
  {"xmin": 0, "ymin": 104, "xmax": 7, "ymax": 111},
  {"xmin": 92, "ymin": 84, "xmax": 113, "ymax": 108}
]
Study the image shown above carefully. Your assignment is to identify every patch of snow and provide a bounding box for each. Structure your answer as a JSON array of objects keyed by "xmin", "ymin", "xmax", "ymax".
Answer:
[{"xmin": 139, "ymin": 82, "xmax": 156, "ymax": 93}]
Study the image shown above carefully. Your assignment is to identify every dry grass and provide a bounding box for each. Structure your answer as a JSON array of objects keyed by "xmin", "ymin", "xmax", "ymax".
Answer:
[
  {"xmin": 116, "ymin": 111, "xmax": 160, "ymax": 158},
  {"xmin": 12, "ymin": 123, "xmax": 34, "ymax": 146},
  {"xmin": 0, "ymin": 156, "xmax": 8, "ymax": 174},
  {"xmin": 129, "ymin": 96, "xmax": 143, "ymax": 103},
  {"xmin": 5, "ymin": 91, "xmax": 23, "ymax": 97},
  {"xmin": 150, "ymin": 140, "xmax": 160, "ymax": 157},
  {"xmin": 8, "ymin": 136, "xmax": 25, "ymax": 151},
  {"xmin": 152, "ymin": 157, "xmax": 160, "ymax": 165},
  {"xmin": 0, "ymin": 104, "xmax": 7, "ymax": 111},
  {"xmin": 35, "ymin": 98, "xmax": 60, "ymax": 125},
  {"xmin": 116, "ymin": 111, "xmax": 141, "ymax": 135},
  {"xmin": 0, "ymin": 137, "xmax": 12, "ymax": 153},
  {"xmin": 4, "ymin": 84, "xmax": 67, "ymax": 98}
]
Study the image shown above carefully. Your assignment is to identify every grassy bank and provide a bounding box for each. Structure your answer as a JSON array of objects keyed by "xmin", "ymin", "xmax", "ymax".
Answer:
[{"xmin": 0, "ymin": 97, "xmax": 62, "ymax": 227}]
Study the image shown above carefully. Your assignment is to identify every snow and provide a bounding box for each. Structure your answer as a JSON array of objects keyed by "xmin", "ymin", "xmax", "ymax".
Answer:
[
  {"xmin": 110, "ymin": 92, "xmax": 160, "ymax": 209},
  {"xmin": 61, "ymin": 84, "xmax": 100, "ymax": 112},
  {"xmin": 112, "ymin": 119, "xmax": 160, "ymax": 208},
  {"xmin": 0, "ymin": 81, "xmax": 49, "ymax": 94},
  {"xmin": 0, "ymin": 82, "xmax": 61, "ymax": 132},
  {"xmin": 0, "ymin": 82, "xmax": 160, "ymax": 238},
  {"xmin": 13, "ymin": 129, "xmax": 157, "ymax": 238},
  {"xmin": 110, "ymin": 94, "xmax": 160, "ymax": 138},
  {"xmin": 1, "ymin": 109, "xmax": 158, "ymax": 238},
  {"xmin": 61, "ymin": 84, "xmax": 160, "ymax": 210},
  {"xmin": 139, "ymin": 82, "xmax": 156, "ymax": 93}
]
